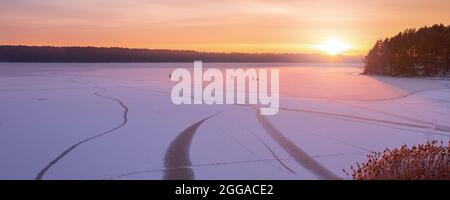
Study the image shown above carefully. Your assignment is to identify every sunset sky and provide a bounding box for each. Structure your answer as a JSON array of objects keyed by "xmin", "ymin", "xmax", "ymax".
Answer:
[{"xmin": 1, "ymin": 0, "xmax": 449, "ymax": 55}]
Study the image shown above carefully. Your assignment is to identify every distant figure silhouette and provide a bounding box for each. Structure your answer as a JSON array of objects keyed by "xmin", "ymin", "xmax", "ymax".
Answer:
[{"xmin": 169, "ymin": 73, "xmax": 171, "ymax": 79}]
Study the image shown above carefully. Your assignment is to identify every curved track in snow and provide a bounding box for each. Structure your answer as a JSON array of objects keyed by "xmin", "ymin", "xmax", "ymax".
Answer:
[
  {"xmin": 35, "ymin": 91, "xmax": 129, "ymax": 180},
  {"xmin": 254, "ymin": 108, "xmax": 340, "ymax": 180},
  {"xmin": 163, "ymin": 113, "xmax": 219, "ymax": 180}
]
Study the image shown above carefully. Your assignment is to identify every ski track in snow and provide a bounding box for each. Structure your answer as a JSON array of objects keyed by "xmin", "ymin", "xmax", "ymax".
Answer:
[
  {"xmin": 117, "ymin": 83, "xmax": 450, "ymax": 103},
  {"xmin": 0, "ymin": 86, "xmax": 120, "ymax": 92},
  {"xmin": 203, "ymin": 122, "xmax": 290, "ymax": 174},
  {"xmin": 116, "ymin": 81, "xmax": 450, "ymax": 134},
  {"xmin": 231, "ymin": 120, "xmax": 298, "ymax": 175},
  {"xmin": 163, "ymin": 113, "xmax": 219, "ymax": 180},
  {"xmin": 102, "ymin": 158, "xmax": 291, "ymax": 180},
  {"xmin": 254, "ymin": 136, "xmax": 296, "ymax": 174},
  {"xmin": 100, "ymin": 151, "xmax": 366, "ymax": 180},
  {"xmin": 35, "ymin": 91, "xmax": 129, "ymax": 180},
  {"xmin": 275, "ymin": 123, "xmax": 375, "ymax": 153},
  {"xmin": 254, "ymin": 108, "xmax": 341, "ymax": 180}
]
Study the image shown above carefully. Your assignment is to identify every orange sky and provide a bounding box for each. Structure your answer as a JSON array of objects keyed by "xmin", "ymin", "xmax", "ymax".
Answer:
[{"xmin": 1, "ymin": 0, "xmax": 449, "ymax": 55}]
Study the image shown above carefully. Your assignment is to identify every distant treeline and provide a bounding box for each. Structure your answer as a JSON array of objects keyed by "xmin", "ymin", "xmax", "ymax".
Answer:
[
  {"xmin": 0, "ymin": 45, "xmax": 361, "ymax": 63},
  {"xmin": 364, "ymin": 24, "xmax": 450, "ymax": 77}
]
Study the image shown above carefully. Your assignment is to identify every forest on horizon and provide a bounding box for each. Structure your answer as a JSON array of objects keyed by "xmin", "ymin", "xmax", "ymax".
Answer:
[{"xmin": 0, "ymin": 45, "xmax": 361, "ymax": 63}]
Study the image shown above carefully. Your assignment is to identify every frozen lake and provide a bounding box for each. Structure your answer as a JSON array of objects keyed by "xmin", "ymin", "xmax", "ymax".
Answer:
[{"xmin": 0, "ymin": 62, "xmax": 449, "ymax": 180}]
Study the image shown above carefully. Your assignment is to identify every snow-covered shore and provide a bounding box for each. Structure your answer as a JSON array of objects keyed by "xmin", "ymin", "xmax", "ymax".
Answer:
[{"xmin": 0, "ymin": 63, "xmax": 449, "ymax": 180}]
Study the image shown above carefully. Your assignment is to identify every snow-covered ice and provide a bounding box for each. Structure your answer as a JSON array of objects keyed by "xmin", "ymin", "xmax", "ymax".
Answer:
[{"xmin": 0, "ymin": 63, "xmax": 449, "ymax": 180}]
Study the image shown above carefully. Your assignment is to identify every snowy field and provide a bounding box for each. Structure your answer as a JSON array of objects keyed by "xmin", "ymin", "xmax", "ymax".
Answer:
[{"xmin": 0, "ymin": 63, "xmax": 449, "ymax": 180}]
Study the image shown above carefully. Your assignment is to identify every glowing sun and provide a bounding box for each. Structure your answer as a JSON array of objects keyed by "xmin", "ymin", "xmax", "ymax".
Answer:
[{"xmin": 315, "ymin": 37, "xmax": 351, "ymax": 55}]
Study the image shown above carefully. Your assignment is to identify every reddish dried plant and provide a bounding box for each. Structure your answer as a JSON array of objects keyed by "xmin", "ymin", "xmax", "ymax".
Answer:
[{"xmin": 344, "ymin": 140, "xmax": 449, "ymax": 180}]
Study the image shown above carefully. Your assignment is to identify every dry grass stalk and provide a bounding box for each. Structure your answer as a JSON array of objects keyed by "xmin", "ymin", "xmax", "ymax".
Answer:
[{"xmin": 344, "ymin": 140, "xmax": 449, "ymax": 180}]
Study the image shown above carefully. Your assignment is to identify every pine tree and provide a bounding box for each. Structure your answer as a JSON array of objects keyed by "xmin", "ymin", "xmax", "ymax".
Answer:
[{"xmin": 364, "ymin": 24, "xmax": 450, "ymax": 77}]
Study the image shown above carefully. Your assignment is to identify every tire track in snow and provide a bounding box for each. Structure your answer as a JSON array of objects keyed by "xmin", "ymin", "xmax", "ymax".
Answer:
[
  {"xmin": 163, "ymin": 113, "xmax": 219, "ymax": 180},
  {"xmin": 306, "ymin": 110, "xmax": 450, "ymax": 137},
  {"xmin": 236, "ymin": 104, "xmax": 450, "ymax": 136},
  {"xmin": 279, "ymin": 87, "xmax": 449, "ymax": 102},
  {"xmin": 275, "ymin": 123, "xmax": 374, "ymax": 153},
  {"xmin": 254, "ymin": 108, "xmax": 340, "ymax": 180},
  {"xmin": 341, "ymin": 102, "xmax": 450, "ymax": 130},
  {"xmin": 363, "ymin": 87, "xmax": 449, "ymax": 102},
  {"xmin": 278, "ymin": 107, "xmax": 450, "ymax": 133},
  {"xmin": 35, "ymin": 91, "xmax": 129, "ymax": 180}
]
